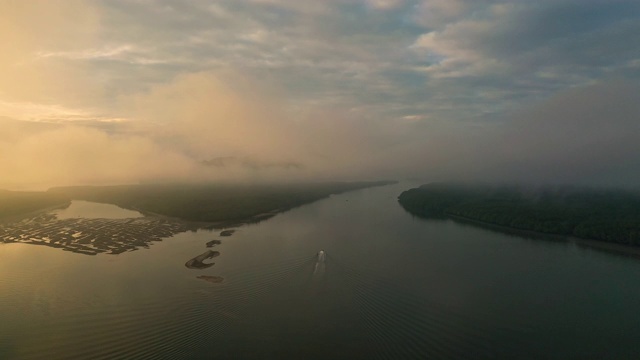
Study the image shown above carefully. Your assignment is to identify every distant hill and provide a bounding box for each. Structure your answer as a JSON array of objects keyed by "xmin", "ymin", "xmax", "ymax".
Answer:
[
  {"xmin": 50, "ymin": 181, "xmax": 395, "ymax": 224},
  {"xmin": 398, "ymin": 183, "xmax": 640, "ymax": 246}
]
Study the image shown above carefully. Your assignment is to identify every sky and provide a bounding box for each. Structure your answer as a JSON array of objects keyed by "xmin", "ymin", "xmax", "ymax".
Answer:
[{"xmin": 1, "ymin": 0, "xmax": 639, "ymax": 189}]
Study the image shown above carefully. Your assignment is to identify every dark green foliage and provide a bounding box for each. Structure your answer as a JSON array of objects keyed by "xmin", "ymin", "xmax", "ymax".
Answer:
[
  {"xmin": 0, "ymin": 190, "xmax": 69, "ymax": 219},
  {"xmin": 398, "ymin": 183, "xmax": 640, "ymax": 245},
  {"xmin": 50, "ymin": 181, "xmax": 393, "ymax": 223}
]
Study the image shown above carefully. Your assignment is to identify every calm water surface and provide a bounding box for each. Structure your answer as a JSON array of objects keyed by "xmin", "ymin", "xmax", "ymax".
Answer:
[{"xmin": 1, "ymin": 183, "xmax": 640, "ymax": 359}]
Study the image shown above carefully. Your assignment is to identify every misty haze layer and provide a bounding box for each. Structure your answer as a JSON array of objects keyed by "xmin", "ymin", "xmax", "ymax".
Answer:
[{"xmin": 1, "ymin": 1, "xmax": 639, "ymax": 189}]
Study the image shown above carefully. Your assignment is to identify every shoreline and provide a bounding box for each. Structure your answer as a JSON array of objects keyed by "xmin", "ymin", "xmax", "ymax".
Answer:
[
  {"xmin": 1, "ymin": 182, "xmax": 398, "ymax": 255},
  {"xmin": 53, "ymin": 180, "xmax": 398, "ymax": 230},
  {"xmin": 129, "ymin": 205, "xmax": 287, "ymax": 230},
  {"xmin": 445, "ymin": 213, "xmax": 640, "ymax": 259}
]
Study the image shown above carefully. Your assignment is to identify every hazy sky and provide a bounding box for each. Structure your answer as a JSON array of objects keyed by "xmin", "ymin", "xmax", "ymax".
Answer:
[{"xmin": 1, "ymin": 0, "xmax": 639, "ymax": 189}]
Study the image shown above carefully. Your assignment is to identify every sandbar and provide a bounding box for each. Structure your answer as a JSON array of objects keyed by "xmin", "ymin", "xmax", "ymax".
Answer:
[{"xmin": 185, "ymin": 250, "xmax": 220, "ymax": 269}]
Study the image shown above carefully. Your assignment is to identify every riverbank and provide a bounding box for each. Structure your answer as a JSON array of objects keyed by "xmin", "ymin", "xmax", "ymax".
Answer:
[
  {"xmin": 1, "ymin": 181, "xmax": 396, "ymax": 255},
  {"xmin": 447, "ymin": 213, "xmax": 640, "ymax": 259},
  {"xmin": 50, "ymin": 181, "xmax": 397, "ymax": 223},
  {"xmin": 398, "ymin": 182, "xmax": 640, "ymax": 256}
]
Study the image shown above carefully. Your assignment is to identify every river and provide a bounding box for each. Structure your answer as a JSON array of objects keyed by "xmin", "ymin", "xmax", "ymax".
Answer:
[{"xmin": 1, "ymin": 182, "xmax": 639, "ymax": 359}]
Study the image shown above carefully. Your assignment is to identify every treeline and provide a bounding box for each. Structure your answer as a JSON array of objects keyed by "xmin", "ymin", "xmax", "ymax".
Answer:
[
  {"xmin": 0, "ymin": 190, "xmax": 69, "ymax": 219},
  {"xmin": 50, "ymin": 181, "xmax": 394, "ymax": 223},
  {"xmin": 398, "ymin": 183, "xmax": 640, "ymax": 246}
]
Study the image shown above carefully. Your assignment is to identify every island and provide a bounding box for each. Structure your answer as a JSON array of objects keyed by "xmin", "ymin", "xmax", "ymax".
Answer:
[
  {"xmin": 398, "ymin": 183, "xmax": 640, "ymax": 247},
  {"xmin": 219, "ymin": 230, "xmax": 236, "ymax": 237},
  {"xmin": 185, "ymin": 250, "xmax": 220, "ymax": 269},
  {"xmin": 206, "ymin": 239, "xmax": 222, "ymax": 247}
]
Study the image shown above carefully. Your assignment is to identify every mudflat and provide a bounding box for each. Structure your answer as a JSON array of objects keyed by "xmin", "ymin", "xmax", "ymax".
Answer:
[{"xmin": 0, "ymin": 212, "xmax": 190, "ymax": 255}]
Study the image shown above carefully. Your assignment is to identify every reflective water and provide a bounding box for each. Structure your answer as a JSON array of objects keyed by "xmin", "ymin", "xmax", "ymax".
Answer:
[
  {"xmin": 1, "ymin": 183, "xmax": 640, "ymax": 359},
  {"xmin": 53, "ymin": 200, "xmax": 144, "ymax": 219}
]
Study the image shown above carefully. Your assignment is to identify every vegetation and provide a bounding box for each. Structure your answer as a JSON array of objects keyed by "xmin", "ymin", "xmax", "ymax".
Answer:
[
  {"xmin": 0, "ymin": 190, "xmax": 69, "ymax": 219},
  {"xmin": 398, "ymin": 183, "xmax": 640, "ymax": 246},
  {"xmin": 50, "ymin": 181, "xmax": 394, "ymax": 223}
]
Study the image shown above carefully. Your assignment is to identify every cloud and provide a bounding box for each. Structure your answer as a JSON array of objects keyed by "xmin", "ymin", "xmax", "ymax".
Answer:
[
  {"xmin": 486, "ymin": 81, "xmax": 640, "ymax": 185},
  {"xmin": 0, "ymin": 122, "xmax": 197, "ymax": 190},
  {"xmin": 0, "ymin": 70, "xmax": 382, "ymax": 189},
  {"xmin": 366, "ymin": 0, "xmax": 405, "ymax": 10},
  {"xmin": 1, "ymin": 1, "xmax": 639, "ymax": 189},
  {"xmin": 412, "ymin": 1, "xmax": 640, "ymax": 78},
  {"xmin": 394, "ymin": 81, "xmax": 640, "ymax": 186},
  {"xmin": 2, "ymin": 72, "xmax": 639, "ymax": 190},
  {"xmin": 202, "ymin": 157, "xmax": 304, "ymax": 170},
  {"xmin": 412, "ymin": 0, "xmax": 470, "ymax": 27},
  {"xmin": 125, "ymin": 70, "xmax": 384, "ymax": 179},
  {"xmin": 0, "ymin": 1, "xmax": 104, "ymax": 109}
]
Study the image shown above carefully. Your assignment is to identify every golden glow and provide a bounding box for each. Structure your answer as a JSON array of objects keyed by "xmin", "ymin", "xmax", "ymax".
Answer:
[{"xmin": 0, "ymin": 1, "xmax": 102, "ymax": 114}]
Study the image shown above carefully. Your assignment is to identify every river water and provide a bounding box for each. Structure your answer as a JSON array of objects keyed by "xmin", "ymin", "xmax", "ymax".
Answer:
[{"xmin": 1, "ymin": 182, "xmax": 639, "ymax": 359}]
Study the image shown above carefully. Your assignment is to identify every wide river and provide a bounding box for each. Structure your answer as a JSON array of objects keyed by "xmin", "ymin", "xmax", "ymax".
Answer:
[{"xmin": 1, "ymin": 182, "xmax": 640, "ymax": 359}]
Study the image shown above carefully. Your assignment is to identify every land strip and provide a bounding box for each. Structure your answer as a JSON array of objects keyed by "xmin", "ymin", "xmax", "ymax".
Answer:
[{"xmin": 399, "ymin": 183, "xmax": 640, "ymax": 255}]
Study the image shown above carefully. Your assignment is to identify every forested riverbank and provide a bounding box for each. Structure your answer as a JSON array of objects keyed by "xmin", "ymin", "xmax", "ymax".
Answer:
[
  {"xmin": 49, "ymin": 181, "xmax": 395, "ymax": 224},
  {"xmin": 398, "ymin": 183, "xmax": 640, "ymax": 246}
]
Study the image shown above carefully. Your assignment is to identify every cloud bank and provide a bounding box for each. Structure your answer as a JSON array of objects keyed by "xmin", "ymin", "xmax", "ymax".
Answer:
[{"xmin": 1, "ymin": 1, "xmax": 639, "ymax": 189}]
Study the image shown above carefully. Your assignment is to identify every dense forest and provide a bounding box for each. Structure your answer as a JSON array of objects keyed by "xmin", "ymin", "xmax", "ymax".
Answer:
[
  {"xmin": 398, "ymin": 183, "xmax": 640, "ymax": 246},
  {"xmin": 0, "ymin": 190, "xmax": 69, "ymax": 220},
  {"xmin": 50, "ymin": 181, "xmax": 394, "ymax": 223}
]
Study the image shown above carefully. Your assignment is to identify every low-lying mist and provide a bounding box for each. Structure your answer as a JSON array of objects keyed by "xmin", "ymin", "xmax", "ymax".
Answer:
[{"xmin": 1, "ymin": 73, "xmax": 639, "ymax": 191}]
